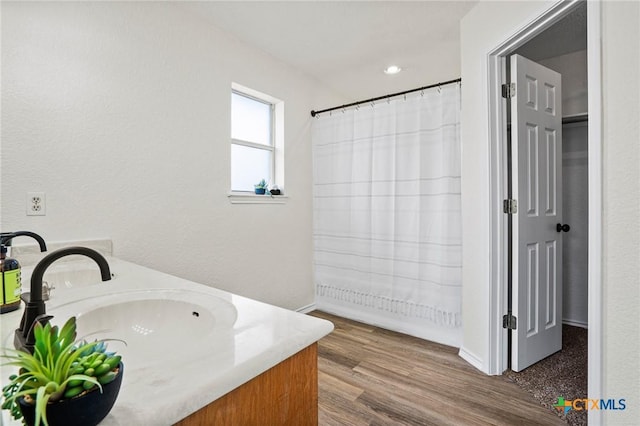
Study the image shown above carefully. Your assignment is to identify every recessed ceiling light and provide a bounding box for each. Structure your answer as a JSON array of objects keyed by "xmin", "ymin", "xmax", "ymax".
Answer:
[{"xmin": 384, "ymin": 65, "xmax": 402, "ymax": 75}]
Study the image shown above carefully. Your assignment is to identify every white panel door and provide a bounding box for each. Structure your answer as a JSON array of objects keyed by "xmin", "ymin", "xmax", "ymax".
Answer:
[{"xmin": 511, "ymin": 54, "xmax": 563, "ymax": 372}]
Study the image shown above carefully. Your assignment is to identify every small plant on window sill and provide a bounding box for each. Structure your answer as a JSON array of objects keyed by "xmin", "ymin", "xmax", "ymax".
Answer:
[{"xmin": 254, "ymin": 179, "xmax": 269, "ymax": 195}]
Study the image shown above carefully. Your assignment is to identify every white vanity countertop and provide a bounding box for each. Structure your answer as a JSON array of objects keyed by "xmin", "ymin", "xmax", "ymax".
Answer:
[{"xmin": 0, "ymin": 257, "xmax": 334, "ymax": 425}]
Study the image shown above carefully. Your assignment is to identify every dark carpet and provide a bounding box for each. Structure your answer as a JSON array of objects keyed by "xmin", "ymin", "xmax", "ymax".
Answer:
[{"xmin": 505, "ymin": 325, "xmax": 588, "ymax": 426}]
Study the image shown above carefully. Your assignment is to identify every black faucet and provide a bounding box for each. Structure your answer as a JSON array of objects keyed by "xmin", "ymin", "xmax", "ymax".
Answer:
[
  {"xmin": 14, "ymin": 246, "xmax": 112, "ymax": 353},
  {"xmin": 0, "ymin": 231, "xmax": 47, "ymax": 252}
]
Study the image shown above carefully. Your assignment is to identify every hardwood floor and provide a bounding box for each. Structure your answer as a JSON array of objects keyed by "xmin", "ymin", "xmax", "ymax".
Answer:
[{"xmin": 311, "ymin": 311, "xmax": 565, "ymax": 426}]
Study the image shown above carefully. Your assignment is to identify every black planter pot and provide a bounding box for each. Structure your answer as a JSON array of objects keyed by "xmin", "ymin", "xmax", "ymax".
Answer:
[{"xmin": 19, "ymin": 362, "xmax": 124, "ymax": 426}]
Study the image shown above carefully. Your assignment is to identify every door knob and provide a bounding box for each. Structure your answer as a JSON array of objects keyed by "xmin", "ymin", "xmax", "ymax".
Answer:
[{"xmin": 556, "ymin": 223, "xmax": 570, "ymax": 233}]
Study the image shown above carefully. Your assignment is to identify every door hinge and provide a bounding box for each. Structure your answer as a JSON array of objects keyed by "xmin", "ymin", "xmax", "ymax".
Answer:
[
  {"xmin": 502, "ymin": 83, "xmax": 516, "ymax": 98},
  {"xmin": 503, "ymin": 199, "xmax": 518, "ymax": 214},
  {"xmin": 503, "ymin": 314, "xmax": 517, "ymax": 330}
]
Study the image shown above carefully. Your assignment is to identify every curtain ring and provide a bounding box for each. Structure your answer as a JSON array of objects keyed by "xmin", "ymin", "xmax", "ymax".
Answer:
[
  {"xmin": 370, "ymin": 101, "xmax": 375, "ymax": 108},
  {"xmin": 356, "ymin": 104, "xmax": 360, "ymax": 111},
  {"xmin": 437, "ymin": 84, "xmax": 442, "ymax": 93},
  {"xmin": 421, "ymin": 90, "xmax": 424, "ymax": 97},
  {"xmin": 403, "ymin": 94, "xmax": 407, "ymax": 101}
]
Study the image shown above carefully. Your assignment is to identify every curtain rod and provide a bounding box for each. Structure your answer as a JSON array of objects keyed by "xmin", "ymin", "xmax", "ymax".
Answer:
[{"xmin": 310, "ymin": 77, "xmax": 461, "ymax": 117}]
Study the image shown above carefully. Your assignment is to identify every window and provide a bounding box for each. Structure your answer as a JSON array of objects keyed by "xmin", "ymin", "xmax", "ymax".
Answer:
[{"xmin": 230, "ymin": 85, "xmax": 283, "ymax": 194}]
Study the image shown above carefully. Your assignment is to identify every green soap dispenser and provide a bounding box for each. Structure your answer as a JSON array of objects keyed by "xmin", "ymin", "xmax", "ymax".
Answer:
[{"xmin": 1, "ymin": 244, "xmax": 22, "ymax": 314}]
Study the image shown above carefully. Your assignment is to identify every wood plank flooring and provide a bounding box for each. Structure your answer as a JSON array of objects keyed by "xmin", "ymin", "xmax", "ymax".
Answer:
[{"xmin": 311, "ymin": 311, "xmax": 565, "ymax": 426}]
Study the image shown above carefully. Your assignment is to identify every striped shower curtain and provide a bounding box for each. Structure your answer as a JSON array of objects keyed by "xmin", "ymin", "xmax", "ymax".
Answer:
[{"xmin": 311, "ymin": 83, "xmax": 462, "ymax": 347}]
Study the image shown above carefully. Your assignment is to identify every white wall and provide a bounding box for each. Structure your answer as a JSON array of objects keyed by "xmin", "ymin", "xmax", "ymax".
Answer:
[
  {"xmin": 538, "ymin": 49, "xmax": 588, "ymax": 116},
  {"xmin": 560, "ymin": 121, "xmax": 588, "ymax": 327},
  {"xmin": 601, "ymin": 1, "xmax": 640, "ymax": 423},
  {"xmin": 0, "ymin": 2, "xmax": 343, "ymax": 310},
  {"xmin": 459, "ymin": 0, "xmax": 557, "ymax": 371},
  {"xmin": 460, "ymin": 0, "xmax": 640, "ymax": 423}
]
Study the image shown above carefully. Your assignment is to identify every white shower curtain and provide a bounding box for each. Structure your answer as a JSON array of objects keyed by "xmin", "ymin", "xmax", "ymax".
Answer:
[{"xmin": 312, "ymin": 83, "xmax": 462, "ymax": 347}]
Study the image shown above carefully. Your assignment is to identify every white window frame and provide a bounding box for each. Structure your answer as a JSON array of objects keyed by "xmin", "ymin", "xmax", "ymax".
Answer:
[
  {"xmin": 229, "ymin": 83, "xmax": 285, "ymax": 203},
  {"xmin": 231, "ymin": 90, "xmax": 275, "ymax": 187}
]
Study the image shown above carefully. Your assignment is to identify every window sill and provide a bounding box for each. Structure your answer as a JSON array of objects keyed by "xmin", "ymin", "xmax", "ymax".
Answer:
[{"xmin": 228, "ymin": 193, "xmax": 288, "ymax": 204}]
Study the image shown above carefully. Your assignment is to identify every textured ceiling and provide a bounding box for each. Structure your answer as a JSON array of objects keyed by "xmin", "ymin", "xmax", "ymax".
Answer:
[
  {"xmin": 180, "ymin": 1, "xmax": 477, "ymax": 102},
  {"xmin": 180, "ymin": 1, "xmax": 586, "ymax": 103},
  {"xmin": 516, "ymin": 1, "xmax": 587, "ymax": 61}
]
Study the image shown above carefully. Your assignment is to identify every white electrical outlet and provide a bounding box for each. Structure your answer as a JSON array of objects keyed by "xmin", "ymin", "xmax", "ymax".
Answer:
[{"xmin": 27, "ymin": 192, "xmax": 46, "ymax": 216}]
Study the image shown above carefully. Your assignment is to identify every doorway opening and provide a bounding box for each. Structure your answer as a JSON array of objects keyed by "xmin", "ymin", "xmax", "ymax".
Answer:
[{"xmin": 487, "ymin": 1, "xmax": 602, "ymax": 425}]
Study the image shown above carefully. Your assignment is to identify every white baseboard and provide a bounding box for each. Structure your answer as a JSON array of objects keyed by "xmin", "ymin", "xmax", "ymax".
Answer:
[
  {"xmin": 315, "ymin": 300, "xmax": 462, "ymax": 348},
  {"xmin": 458, "ymin": 346, "xmax": 485, "ymax": 373},
  {"xmin": 296, "ymin": 303, "xmax": 317, "ymax": 314}
]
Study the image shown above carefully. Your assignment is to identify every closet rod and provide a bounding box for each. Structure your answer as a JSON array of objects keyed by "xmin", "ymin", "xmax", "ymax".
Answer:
[
  {"xmin": 310, "ymin": 77, "xmax": 461, "ymax": 117},
  {"xmin": 562, "ymin": 113, "xmax": 589, "ymax": 124}
]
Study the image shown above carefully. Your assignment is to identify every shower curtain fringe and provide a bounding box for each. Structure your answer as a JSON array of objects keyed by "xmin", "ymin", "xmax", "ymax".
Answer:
[
  {"xmin": 310, "ymin": 77, "xmax": 461, "ymax": 117},
  {"xmin": 317, "ymin": 284, "xmax": 462, "ymax": 327}
]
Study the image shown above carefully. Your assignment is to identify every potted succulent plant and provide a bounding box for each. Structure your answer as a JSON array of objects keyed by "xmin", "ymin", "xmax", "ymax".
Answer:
[
  {"xmin": 1, "ymin": 316, "xmax": 124, "ymax": 426},
  {"xmin": 254, "ymin": 179, "xmax": 269, "ymax": 195}
]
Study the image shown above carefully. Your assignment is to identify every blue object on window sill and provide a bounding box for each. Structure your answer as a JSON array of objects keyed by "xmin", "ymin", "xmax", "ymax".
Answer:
[{"xmin": 255, "ymin": 188, "xmax": 266, "ymax": 195}]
